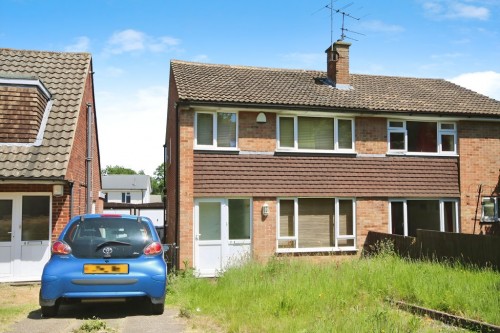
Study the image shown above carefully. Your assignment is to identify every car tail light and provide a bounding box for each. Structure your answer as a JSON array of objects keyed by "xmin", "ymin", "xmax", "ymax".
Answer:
[
  {"xmin": 144, "ymin": 242, "xmax": 162, "ymax": 256},
  {"xmin": 52, "ymin": 241, "xmax": 72, "ymax": 255}
]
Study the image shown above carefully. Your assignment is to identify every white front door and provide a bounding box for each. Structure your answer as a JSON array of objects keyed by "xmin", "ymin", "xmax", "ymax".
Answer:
[
  {"xmin": 0, "ymin": 193, "xmax": 52, "ymax": 282},
  {"xmin": 194, "ymin": 198, "xmax": 252, "ymax": 277}
]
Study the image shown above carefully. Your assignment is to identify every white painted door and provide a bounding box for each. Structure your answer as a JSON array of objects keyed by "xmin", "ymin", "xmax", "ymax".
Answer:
[
  {"xmin": 0, "ymin": 199, "xmax": 14, "ymax": 276},
  {"xmin": 0, "ymin": 194, "xmax": 51, "ymax": 282},
  {"xmin": 194, "ymin": 198, "xmax": 251, "ymax": 277}
]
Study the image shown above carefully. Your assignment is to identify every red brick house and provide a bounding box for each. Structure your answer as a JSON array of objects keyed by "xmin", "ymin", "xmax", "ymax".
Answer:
[
  {"xmin": 0, "ymin": 48, "xmax": 102, "ymax": 282},
  {"xmin": 165, "ymin": 41, "xmax": 500, "ymax": 277}
]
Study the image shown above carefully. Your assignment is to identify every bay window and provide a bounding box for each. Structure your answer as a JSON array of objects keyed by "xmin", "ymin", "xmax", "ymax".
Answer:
[
  {"xmin": 195, "ymin": 111, "xmax": 237, "ymax": 149},
  {"xmin": 388, "ymin": 120, "xmax": 456, "ymax": 154},
  {"xmin": 278, "ymin": 116, "xmax": 354, "ymax": 152},
  {"xmin": 277, "ymin": 198, "xmax": 356, "ymax": 252}
]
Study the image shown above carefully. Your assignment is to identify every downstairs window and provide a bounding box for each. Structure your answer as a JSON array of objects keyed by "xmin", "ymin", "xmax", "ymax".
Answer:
[
  {"xmin": 277, "ymin": 198, "xmax": 356, "ymax": 252},
  {"xmin": 390, "ymin": 199, "xmax": 459, "ymax": 236}
]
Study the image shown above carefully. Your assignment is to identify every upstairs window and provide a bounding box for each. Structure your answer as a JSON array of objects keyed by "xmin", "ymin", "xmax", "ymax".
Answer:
[
  {"xmin": 388, "ymin": 120, "xmax": 456, "ymax": 154},
  {"xmin": 278, "ymin": 116, "xmax": 354, "ymax": 152},
  {"xmin": 195, "ymin": 112, "xmax": 237, "ymax": 149}
]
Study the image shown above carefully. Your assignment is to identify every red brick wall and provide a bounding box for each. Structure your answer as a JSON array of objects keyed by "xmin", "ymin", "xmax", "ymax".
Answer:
[
  {"xmin": 238, "ymin": 111, "xmax": 276, "ymax": 152},
  {"xmin": 356, "ymin": 117, "xmax": 387, "ymax": 155},
  {"xmin": 356, "ymin": 199, "xmax": 388, "ymax": 248},
  {"xmin": 252, "ymin": 198, "xmax": 276, "ymax": 261},
  {"xmin": 458, "ymin": 121, "xmax": 500, "ymax": 234},
  {"xmin": 178, "ymin": 109, "xmax": 195, "ymax": 267}
]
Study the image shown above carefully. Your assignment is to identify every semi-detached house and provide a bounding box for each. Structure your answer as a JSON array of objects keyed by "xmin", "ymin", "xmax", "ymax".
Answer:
[
  {"xmin": 165, "ymin": 41, "xmax": 500, "ymax": 277},
  {"xmin": 0, "ymin": 48, "xmax": 102, "ymax": 282}
]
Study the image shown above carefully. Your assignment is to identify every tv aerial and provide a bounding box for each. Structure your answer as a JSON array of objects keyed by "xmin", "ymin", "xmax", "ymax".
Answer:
[{"xmin": 315, "ymin": 0, "xmax": 366, "ymax": 44}]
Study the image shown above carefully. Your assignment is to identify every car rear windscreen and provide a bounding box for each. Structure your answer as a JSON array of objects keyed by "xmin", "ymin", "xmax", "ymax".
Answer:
[{"xmin": 63, "ymin": 218, "xmax": 153, "ymax": 259}]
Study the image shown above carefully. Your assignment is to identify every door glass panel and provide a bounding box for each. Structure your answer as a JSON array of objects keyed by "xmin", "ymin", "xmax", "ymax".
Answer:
[
  {"xmin": 0, "ymin": 200, "xmax": 13, "ymax": 242},
  {"xmin": 22, "ymin": 196, "xmax": 50, "ymax": 241},
  {"xmin": 228, "ymin": 199, "xmax": 250, "ymax": 240},
  {"xmin": 199, "ymin": 202, "xmax": 221, "ymax": 241}
]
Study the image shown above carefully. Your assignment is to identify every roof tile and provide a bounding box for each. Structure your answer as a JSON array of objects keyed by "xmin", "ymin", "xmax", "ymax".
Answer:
[{"xmin": 171, "ymin": 60, "xmax": 500, "ymax": 116}]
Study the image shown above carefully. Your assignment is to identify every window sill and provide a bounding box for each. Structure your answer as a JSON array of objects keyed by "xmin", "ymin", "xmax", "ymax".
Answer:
[
  {"xmin": 386, "ymin": 152, "xmax": 458, "ymax": 157},
  {"xmin": 276, "ymin": 246, "xmax": 358, "ymax": 254},
  {"xmin": 275, "ymin": 149, "xmax": 357, "ymax": 157},
  {"xmin": 194, "ymin": 148, "xmax": 240, "ymax": 155}
]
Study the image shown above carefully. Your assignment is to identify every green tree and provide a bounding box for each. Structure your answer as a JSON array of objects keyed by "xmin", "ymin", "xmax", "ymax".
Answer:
[
  {"xmin": 102, "ymin": 165, "xmax": 144, "ymax": 175},
  {"xmin": 151, "ymin": 163, "xmax": 165, "ymax": 195}
]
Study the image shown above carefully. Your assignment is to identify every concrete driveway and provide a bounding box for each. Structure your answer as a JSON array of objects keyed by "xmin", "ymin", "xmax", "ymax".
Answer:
[{"xmin": 5, "ymin": 300, "xmax": 198, "ymax": 333}]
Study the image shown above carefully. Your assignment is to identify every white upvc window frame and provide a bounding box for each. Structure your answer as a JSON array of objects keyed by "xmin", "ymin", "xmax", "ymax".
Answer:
[
  {"xmin": 388, "ymin": 199, "xmax": 460, "ymax": 236},
  {"xmin": 387, "ymin": 119, "xmax": 457, "ymax": 155},
  {"xmin": 481, "ymin": 197, "xmax": 499, "ymax": 223},
  {"xmin": 276, "ymin": 115, "xmax": 355, "ymax": 153},
  {"xmin": 194, "ymin": 111, "xmax": 239, "ymax": 150},
  {"xmin": 276, "ymin": 197, "xmax": 357, "ymax": 253}
]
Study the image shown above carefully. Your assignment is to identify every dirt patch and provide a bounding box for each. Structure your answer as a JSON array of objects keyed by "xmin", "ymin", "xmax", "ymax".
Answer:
[
  {"xmin": 0, "ymin": 283, "xmax": 39, "ymax": 308},
  {"xmin": 0, "ymin": 283, "xmax": 40, "ymax": 333}
]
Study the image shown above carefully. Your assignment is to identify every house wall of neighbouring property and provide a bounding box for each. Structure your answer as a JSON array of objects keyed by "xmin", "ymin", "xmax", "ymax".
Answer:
[
  {"xmin": 458, "ymin": 121, "xmax": 500, "ymax": 235},
  {"xmin": 170, "ymin": 107, "xmax": 500, "ymax": 268},
  {"xmin": 165, "ymin": 69, "xmax": 180, "ymax": 260},
  {"xmin": 63, "ymin": 65, "xmax": 103, "ymax": 239},
  {"xmin": 105, "ymin": 190, "xmax": 147, "ymax": 204}
]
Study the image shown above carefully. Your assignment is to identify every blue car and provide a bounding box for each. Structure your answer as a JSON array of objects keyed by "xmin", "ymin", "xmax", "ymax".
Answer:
[{"xmin": 39, "ymin": 214, "xmax": 167, "ymax": 317}]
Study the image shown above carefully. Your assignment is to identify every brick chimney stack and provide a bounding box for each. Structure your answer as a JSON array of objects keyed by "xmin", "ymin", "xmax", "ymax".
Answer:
[{"xmin": 325, "ymin": 40, "xmax": 352, "ymax": 87}]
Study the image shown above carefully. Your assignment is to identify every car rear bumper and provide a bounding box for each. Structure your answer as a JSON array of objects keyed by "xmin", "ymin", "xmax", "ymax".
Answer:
[{"xmin": 40, "ymin": 257, "xmax": 167, "ymax": 306}]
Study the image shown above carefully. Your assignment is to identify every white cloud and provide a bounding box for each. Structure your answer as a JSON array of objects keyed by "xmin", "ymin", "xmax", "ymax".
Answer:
[
  {"xmin": 359, "ymin": 20, "xmax": 405, "ymax": 33},
  {"xmin": 64, "ymin": 36, "xmax": 90, "ymax": 52},
  {"xmin": 105, "ymin": 29, "xmax": 181, "ymax": 55},
  {"xmin": 449, "ymin": 71, "xmax": 500, "ymax": 100},
  {"xmin": 96, "ymin": 85, "xmax": 169, "ymax": 175},
  {"xmin": 422, "ymin": 1, "xmax": 490, "ymax": 20},
  {"xmin": 430, "ymin": 52, "xmax": 464, "ymax": 59}
]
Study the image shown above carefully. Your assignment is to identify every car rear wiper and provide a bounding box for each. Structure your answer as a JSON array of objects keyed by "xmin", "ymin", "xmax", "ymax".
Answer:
[{"xmin": 95, "ymin": 240, "xmax": 131, "ymax": 251}]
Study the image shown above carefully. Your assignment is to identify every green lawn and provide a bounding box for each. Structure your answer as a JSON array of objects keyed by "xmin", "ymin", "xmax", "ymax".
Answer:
[{"xmin": 166, "ymin": 250, "xmax": 500, "ymax": 332}]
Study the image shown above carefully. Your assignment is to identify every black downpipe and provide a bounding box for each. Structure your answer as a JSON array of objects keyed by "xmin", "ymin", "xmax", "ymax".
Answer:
[
  {"xmin": 86, "ymin": 103, "xmax": 93, "ymax": 214},
  {"xmin": 69, "ymin": 181, "xmax": 74, "ymax": 218},
  {"xmin": 175, "ymin": 103, "xmax": 180, "ymax": 270}
]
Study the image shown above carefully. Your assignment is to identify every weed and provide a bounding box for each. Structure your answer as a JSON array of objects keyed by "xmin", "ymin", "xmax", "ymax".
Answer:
[{"xmin": 72, "ymin": 317, "xmax": 115, "ymax": 333}]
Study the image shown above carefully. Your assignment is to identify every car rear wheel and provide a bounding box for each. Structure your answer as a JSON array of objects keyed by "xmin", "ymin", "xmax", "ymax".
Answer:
[
  {"xmin": 41, "ymin": 304, "xmax": 59, "ymax": 317},
  {"xmin": 151, "ymin": 302, "xmax": 164, "ymax": 315}
]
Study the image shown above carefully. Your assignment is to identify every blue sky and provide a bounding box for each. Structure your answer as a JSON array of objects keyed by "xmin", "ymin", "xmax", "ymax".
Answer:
[{"xmin": 2, "ymin": 0, "xmax": 500, "ymax": 175}]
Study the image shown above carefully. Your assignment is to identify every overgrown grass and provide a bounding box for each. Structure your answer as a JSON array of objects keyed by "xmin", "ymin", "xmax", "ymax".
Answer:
[{"xmin": 167, "ymin": 249, "xmax": 500, "ymax": 332}]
